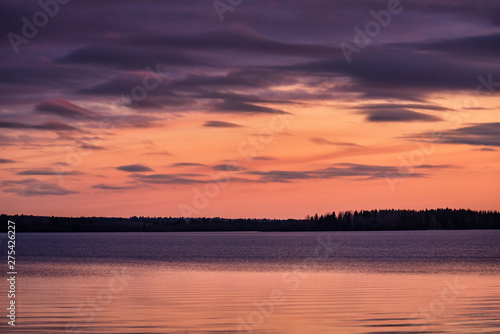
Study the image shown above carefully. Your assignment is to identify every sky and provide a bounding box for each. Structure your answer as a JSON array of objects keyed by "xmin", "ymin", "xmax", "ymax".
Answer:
[{"xmin": 1, "ymin": 0, "xmax": 499, "ymax": 218}]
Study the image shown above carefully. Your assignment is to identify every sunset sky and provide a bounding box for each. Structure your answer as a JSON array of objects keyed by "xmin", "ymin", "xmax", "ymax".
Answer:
[{"xmin": 1, "ymin": 0, "xmax": 499, "ymax": 218}]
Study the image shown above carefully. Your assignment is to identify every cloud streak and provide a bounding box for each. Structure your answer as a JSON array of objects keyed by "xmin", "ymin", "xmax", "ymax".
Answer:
[
  {"xmin": 0, "ymin": 158, "xmax": 17, "ymax": 164},
  {"xmin": 116, "ymin": 164, "xmax": 153, "ymax": 172},
  {"xmin": 34, "ymin": 98, "xmax": 98, "ymax": 120},
  {"xmin": 131, "ymin": 173, "xmax": 206, "ymax": 185},
  {"xmin": 309, "ymin": 137, "xmax": 361, "ymax": 147},
  {"xmin": 0, "ymin": 121, "xmax": 79, "ymax": 131},
  {"xmin": 171, "ymin": 162, "xmax": 207, "ymax": 167},
  {"xmin": 246, "ymin": 163, "xmax": 452, "ymax": 183},
  {"xmin": 359, "ymin": 109, "xmax": 442, "ymax": 122},
  {"xmin": 2, "ymin": 178, "xmax": 78, "ymax": 197},
  {"xmin": 203, "ymin": 120, "xmax": 243, "ymax": 128},
  {"xmin": 17, "ymin": 169, "xmax": 82, "ymax": 176},
  {"xmin": 92, "ymin": 183, "xmax": 136, "ymax": 190},
  {"xmin": 406, "ymin": 123, "xmax": 500, "ymax": 147}
]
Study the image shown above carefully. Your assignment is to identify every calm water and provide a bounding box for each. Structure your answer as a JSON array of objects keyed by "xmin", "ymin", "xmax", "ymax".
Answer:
[{"xmin": 2, "ymin": 230, "xmax": 500, "ymax": 333}]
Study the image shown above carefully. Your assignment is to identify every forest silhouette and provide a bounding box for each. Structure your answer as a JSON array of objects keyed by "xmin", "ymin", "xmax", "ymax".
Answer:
[{"xmin": 2, "ymin": 209, "xmax": 499, "ymax": 232}]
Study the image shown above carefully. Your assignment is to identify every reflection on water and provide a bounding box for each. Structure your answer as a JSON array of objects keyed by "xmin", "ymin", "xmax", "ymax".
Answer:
[{"xmin": 3, "ymin": 231, "xmax": 500, "ymax": 333}]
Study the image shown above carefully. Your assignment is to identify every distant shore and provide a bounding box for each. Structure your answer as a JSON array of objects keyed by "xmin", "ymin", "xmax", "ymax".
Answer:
[{"xmin": 2, "ymin": 209, "xmax": 499, "ymax": 232}]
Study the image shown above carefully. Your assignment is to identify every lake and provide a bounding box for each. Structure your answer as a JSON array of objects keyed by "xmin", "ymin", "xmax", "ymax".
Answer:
[{"xmin": 3, "ymin": 230, "xmax": 500, "ymax": 333}]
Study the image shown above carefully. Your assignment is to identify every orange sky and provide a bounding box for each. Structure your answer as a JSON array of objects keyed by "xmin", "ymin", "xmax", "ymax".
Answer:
[
  {"xmin": 1, "ymin": 1, "xmax": 499, "ymax": 218},
  {"xmin": 1, "ymin": 92, "xmax": 499, "ymax": 218}
]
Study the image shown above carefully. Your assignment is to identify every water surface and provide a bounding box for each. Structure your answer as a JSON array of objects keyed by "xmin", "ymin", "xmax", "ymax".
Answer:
[{"xmin": 2, "ymin": 230, "xmax": 500, "ymax": 333}]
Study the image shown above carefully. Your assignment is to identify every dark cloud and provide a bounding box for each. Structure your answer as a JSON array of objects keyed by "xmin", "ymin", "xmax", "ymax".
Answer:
[
  {"xmin": 212, "ymin": 164, "xmax": 243, "ymax": 171},
  {"xmin": 413, "ymin": 164, "xmax": 456, "ymax": 169},
  {"xmin": 359, "ymin": 109, "xmax": 442, "ymax": 122},
  {"xmin": 171, "ymin": 162, "xmax": 207, "ymax": 167},
  {"xmin": 288, "ymin": 44, "xmax": 500, "ymax": 99},
  {"xmin": 0, "ymin": 65, "xmax": 105, "ymax": 90},
  {"xmin": 116, "ymin": 164, "xmax": 153, "ymax": 172},
  {"xmin": 131, "ymin": 173, "xmax": 205, "ymax": 185},
  {"xmin": 0, "ymin": 121, "xmax": 79, "ymax": 131},
  {"xmin": 76, "ymin": 69, "xmax": 298, "ymax": 112},
  {"xmin": 471, "ymin": 147, "xmax": 497, "ymax": 152},
  {"xmin": 420, "ymin": 33, "xmax": 500, "ymax": 59},
  {"xmin": 310, "ymin": 137, "xmax": 361, "ymax": 147},
  {"xmin": 146, "ymin": 30, "xmax": 336, "ymax": 58},
  {"xmin": 2, "ymin": 178, "xmax": 78, "ymax": 197},
  {"xmin": 2, "ymin": 1, "xmax": 499, "ymax": 114},
  {"xmin": 1, "ymin": 0, "xmax": 496, "ymax": 51},
  {"xmin": 37, "ymin": 121, "xmax": 80, "ymax": 131},
  {"xmin": 79, "ymin": 143, "xmax": 106, "ymax": 150},
  {"xmin": 173, "ymin": 69, "xmax": 298, "ymax": 91},
  {"xmin": 203, "ymin": 120, "xmax": 243, "ymax": 128},
  {"xmin": 35, "ymin": 99, "xmax": 98, "ymax": 120},
  {"xmin": 246, "ymin": 163, "xmax": 452, "ymax": 183},
  {"xmin": 211, "ymin": 100, "xmax": 288, "ymax": 114},
  {"xmin": 214, "ymin": 176, "xmax": 258, "ymax": 183},
  {"xmin": 0, "ymin": 134, "xmax": 53, "ymax": 148},
  {"xmin": 402, "ymin": 0, "xmax": 500, "ymax": 25},
  {"xmin": 17, "ymin": 169, "xmax": 82, "ymax": 176},
  {"xmin": 248, "ymin": 170, "xmax": 313, "ymax": 182},
  {"xmin": 3, "ymin": 3, "xmax": 497, "ymax": 130},
  {"xmin": 58, "ymin": 45, "xmax": 205, "ymax": 70},
  {"xmin": 0, "ymin": 158, "xmax": 17, "ymax": 164},
  {"xmin": 197, "ymin": 90, "xmax": 295, "ymax": 106},
  {"xmin": 92, "ymin": 183, "xmax": 136, "ymax": 190},
  {"xmin": 77, "ymin": 73, "xmax": 171, "ymax": 96},
  {"xmin": 406, "ymin": 122, "xmax": 500, "ymax": 147},
  {"xmin": 57, "ymin": 29, "xmax": 337, "ymax": 71},
  {"xmin": 356, "ymin": 103, "xmax": 452, "ymax": 111}
]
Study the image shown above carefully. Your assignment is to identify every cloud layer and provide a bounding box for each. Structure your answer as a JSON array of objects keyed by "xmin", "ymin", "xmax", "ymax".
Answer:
[{"xmin": 0, "ymin": 0, "xmax": 498, "ymax": 215}]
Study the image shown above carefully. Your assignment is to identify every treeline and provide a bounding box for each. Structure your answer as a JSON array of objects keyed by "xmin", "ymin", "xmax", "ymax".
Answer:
[
  {"xmin": 305, "ymin": 209, "xmax": 499, "ymax": 231},
  {"xmin": 1, "ymin": 209, "xmax": 499, "ymax": 232}
]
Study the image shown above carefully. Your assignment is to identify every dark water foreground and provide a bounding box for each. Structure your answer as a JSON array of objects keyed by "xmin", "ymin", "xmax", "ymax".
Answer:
[{"xmin": 2, "ymin": 230, "xmax": 500, "ymax": 333}]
